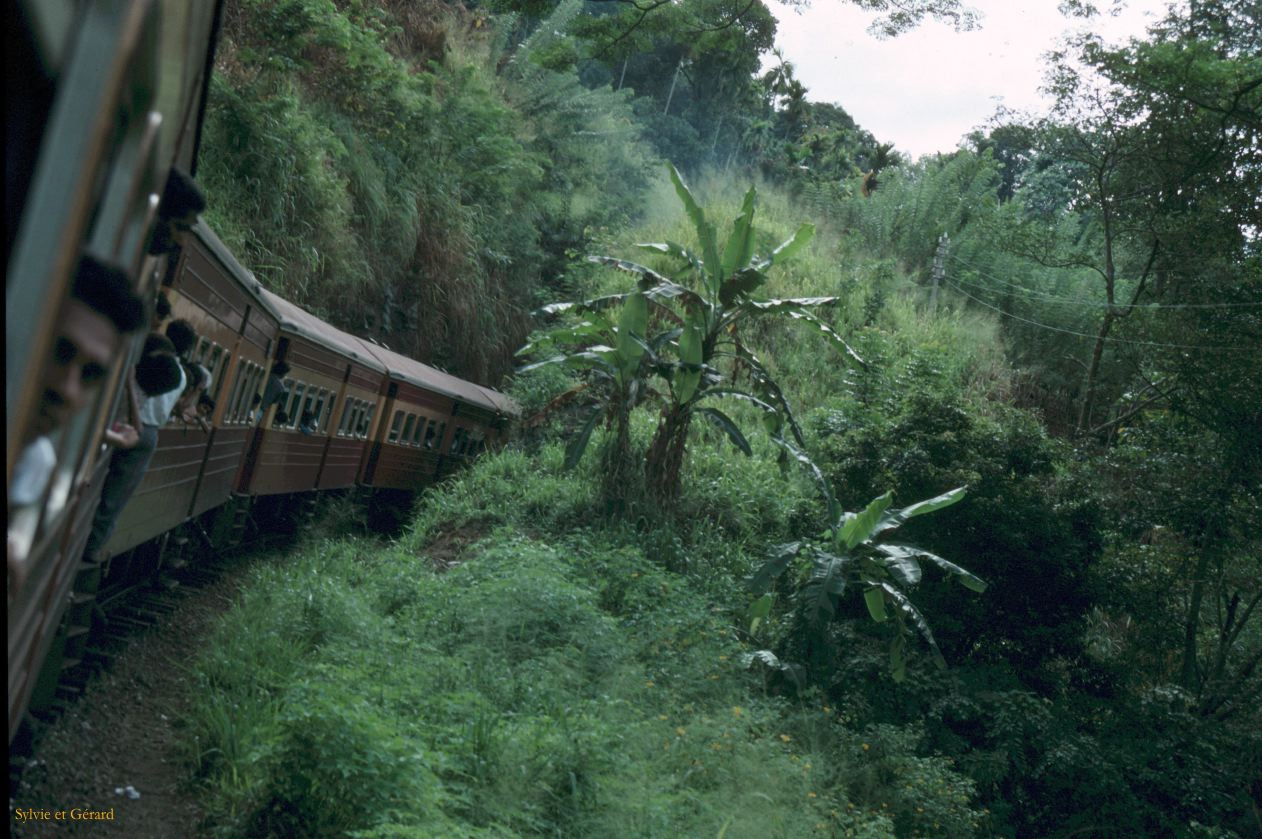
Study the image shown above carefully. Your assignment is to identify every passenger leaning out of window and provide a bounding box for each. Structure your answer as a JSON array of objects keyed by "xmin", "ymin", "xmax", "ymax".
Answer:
[{"xmin": 8, "ymin": 256, "xmax": 145, "ymax": 596}]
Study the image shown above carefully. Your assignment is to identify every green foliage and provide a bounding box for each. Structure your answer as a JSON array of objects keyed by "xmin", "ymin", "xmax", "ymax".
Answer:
[
  {"xmin": 201, "ymin": 0, "xmax": 655, "ymax": 383},
  {"xmin": 522, "ymin": 164, "xmax": 862, "ymax": 505},
  {"xmin": 750, "ymin": 485, "xmax": 982, "ymax": 682},
  {"xmin": 810, "ymin": 379, "xmax": 1098, "ymax": 673},
  {"xmin": 183, "ymin": 456, "xmax": 986, "ymax": 837}
]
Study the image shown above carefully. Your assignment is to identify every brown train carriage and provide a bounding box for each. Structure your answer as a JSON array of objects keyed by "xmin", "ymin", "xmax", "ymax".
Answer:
[
  {"xmin": 236, "ymin": 289, "xmax": 387, "ymax": 497},
  {"xmin": 7, "ymin": 0, "xmax": 224, "ymax": 742},
  {"xmin": 101, "ymin": 222, "xmax": 280, "ymax": 556},
  {"xmin": 355, "ymin": 340, "xmax": 516, "ymax": 491}
]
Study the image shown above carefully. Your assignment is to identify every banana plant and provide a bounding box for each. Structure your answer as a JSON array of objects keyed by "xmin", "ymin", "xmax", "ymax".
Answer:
[
  {"xmin": 516, "ymin": 286, "xmax": 661, "ymax": 472},
  {"xmin": 748, "ymin": 486, "xmax": 986, "ymax": 682},
  {"xmin": 585, "ymin": 163, "xmax": 864, "ymax": 502}
]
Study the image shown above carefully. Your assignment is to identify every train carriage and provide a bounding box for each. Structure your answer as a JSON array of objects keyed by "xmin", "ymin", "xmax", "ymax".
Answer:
[
  {"xmin": 355, "ymin": 340, "xmax": 516, "ymax": 491},
  {"xmin": 101, "ymin": 222, "xmax": 280, "ymax": 556},
  {"xmin": 7, "ymin": 0, "xmax": 517, "ymax": 750},
  {"xmin": 7, "ymin": 0, "xmax": 225, "ymax": 743},
  {"xmin": 237, "ymin": 289, "xmax": 387, "ymax": 497}
]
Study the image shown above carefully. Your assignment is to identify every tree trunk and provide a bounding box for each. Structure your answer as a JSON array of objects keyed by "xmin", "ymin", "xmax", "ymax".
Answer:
[
  {"xmin": 645, "ymin": 406, "xmax": 691, "ymax": 505},
  {"xmin": 1076, "ymin": 310, "xmax": 1115, "ymax": 435},
  {"xmin": 600, "ymin": 402, "xmax": 635, "ymax": 515},
  {"xmin": 663, "ymin": 59, "xmax": 683, "ymax": 116}
]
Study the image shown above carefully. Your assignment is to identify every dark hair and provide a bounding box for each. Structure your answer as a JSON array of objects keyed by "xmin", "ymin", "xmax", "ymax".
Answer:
[
  {"xmin": 154, "ymin": 290, "xmax": 172, "ymax": 321},
  {"xmin": 165, "ymin": 319, "xmax": 197, "ymax": 356},
  {"xmin": 71, "ymin": 254, "xmax": 144, "ymax": 333},
  {"xmin": 251, "ymin": 393, "xmax": 262, "ymax": 406},
  {"xmin": 271, "ymin": 360, "xmax": 291, "ymax": 377},
  {"xmin": 160, "ymin": 166, "xmax": 207, "ymax": 219},
  {"xmin": 141, "ymin": 332, "xmax": 177, "ymax": 358},
  {"xmin": 135, "ymin": 352, "xmax": 183, "ymax": 396}
]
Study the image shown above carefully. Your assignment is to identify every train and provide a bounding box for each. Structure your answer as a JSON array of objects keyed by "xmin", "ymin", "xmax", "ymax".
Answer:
[{"xmin": 6, "ymin": 0, "xmax": 516, "ymax": 747}]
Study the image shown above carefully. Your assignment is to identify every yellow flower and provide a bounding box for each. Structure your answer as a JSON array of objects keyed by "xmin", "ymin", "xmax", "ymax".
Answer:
[
  {"xmin": 731, "ymin": 706, "xmax": 744, "ymax": 717},
  {"xmin": 780, "ymin": 734, "xmax": 792, "ymax": 743},
  {"xmin": 675, "ymin": 727, "xmax": 687, "ymax": 737},
  {"xmin": 658, "ymin": 714, "xmax": 669, "ymax": 721},
  {"xmin": 862, "ymin": 743, "xmax": 870, "ymax": 751},
  {"xmin": 718, "ymin": 654, "xmax": 728, "ymax": 661},
  {"xmin": 807, "ymin": 792, "xmax": 817, "ymax": 799},
  {"xmin": 645, "ymin": 680, "xmax": 655, "ymax": 688}
]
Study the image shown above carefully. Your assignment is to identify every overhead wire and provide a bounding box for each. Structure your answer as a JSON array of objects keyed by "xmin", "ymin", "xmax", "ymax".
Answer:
[
  {"xmin": 945, "ymin": 253, "xmax": 1262, "ymax": 310},
  {"xmin": 940, "ymin": 279, "xmax": 1256, "ymax": 352}
]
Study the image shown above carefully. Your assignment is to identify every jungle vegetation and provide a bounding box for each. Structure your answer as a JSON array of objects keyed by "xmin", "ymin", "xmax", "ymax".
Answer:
[{"xmin": 189, "ymin": 0, "xmax": 1260, "ymax": 836}]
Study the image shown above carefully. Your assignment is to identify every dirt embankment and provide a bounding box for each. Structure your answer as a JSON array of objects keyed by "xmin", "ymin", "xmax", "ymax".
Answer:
[{"xmin": 10, "ymin": 556, "xmax": 259, "ymax": 838}]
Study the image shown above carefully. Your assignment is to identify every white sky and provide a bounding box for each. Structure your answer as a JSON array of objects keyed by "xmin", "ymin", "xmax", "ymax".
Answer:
[{"xmin": 766, "ymin": 0, "xmax": 1175, "ymax": 158}]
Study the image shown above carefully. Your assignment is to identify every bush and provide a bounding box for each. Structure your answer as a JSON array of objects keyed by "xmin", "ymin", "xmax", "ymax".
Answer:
[{"xmin": 809, "ymin": 377, "xmax": 1098, "ymax": 678}]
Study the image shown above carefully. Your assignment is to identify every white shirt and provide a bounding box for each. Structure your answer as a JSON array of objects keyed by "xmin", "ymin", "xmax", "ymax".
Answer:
[
  {"xmin": 139, "ymin": 364, "xmax": 187, "ymax": 427},
  {"xmin": 9, "ymin": 436, "xmax": 56, "ymax": 508}
]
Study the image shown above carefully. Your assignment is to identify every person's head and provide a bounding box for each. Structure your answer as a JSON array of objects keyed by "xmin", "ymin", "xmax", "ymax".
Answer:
[
  {"xmin": 197, "ymin": 394, "xmax": 215, "ymax": 417},
  {"xmin": 151, "ymin": 290, "xmax": 172, "ymax": 329},
  {"xmin": 31, "ymin": 255, "xmax": 144, "ymax": 440},
  {"xmin": 165, "ymin": 318, "xmax": 197, "ymax": 357},
  {"xmin": 141, "ymin": 332, "xmax": 177, "ymax": 358},
  {"xmin": 271, "ymin": 360, "xmax": 290, "ymax": 378},
  {"xmin": 146, "ymin": 167, "xmax": 206, "ymax": 256},
  {"xmin": 251, "ymin": 393, "xmax": 262, "ymax": 408},
  {"xmin": 135, "ymin": 352, "xmax": 183, "ymax": 397}
]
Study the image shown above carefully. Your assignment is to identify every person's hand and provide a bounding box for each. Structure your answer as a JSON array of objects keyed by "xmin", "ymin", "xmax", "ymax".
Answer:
[{"xmin": 104, "ymin": 422, "xmax": 141, "ymax": 449}]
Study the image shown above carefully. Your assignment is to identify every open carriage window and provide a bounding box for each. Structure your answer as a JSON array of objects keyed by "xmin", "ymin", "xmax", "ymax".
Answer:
[{"xmin": 388, "ymin": 410, "xmax": 404, "ymax": 443}]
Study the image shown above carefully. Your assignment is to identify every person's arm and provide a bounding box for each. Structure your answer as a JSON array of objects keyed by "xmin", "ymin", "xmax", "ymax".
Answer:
[
  {"xmin": 103, "ymin": 424, "xmax": 140, "ymax": 448},
  {"xmin": 103, "ymin": 374, "xmax": 144, "ymax": 449}
]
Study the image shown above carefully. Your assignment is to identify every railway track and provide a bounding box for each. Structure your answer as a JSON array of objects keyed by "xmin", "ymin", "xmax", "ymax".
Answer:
[{"xmin": 8, "ymin": 519, "xmax": 290, "ymax": 798}]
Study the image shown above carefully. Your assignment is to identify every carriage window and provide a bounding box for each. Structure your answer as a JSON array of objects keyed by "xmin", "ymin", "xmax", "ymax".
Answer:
[
  {"xmin": 431, "ymin": 421, "xmax": 447, "ymax": 451},
  {"xmin": 234, "ymin": 362, "xmax": 257, "ymax": 424},
  {"xmin": 299, "ymin": 389, "xmax": 318, "ymax": 432},
  {"xmin": 401, "ymin": 414, "xmax": 416, "ymax": 445},
  {"xmin": 279, "ymin": 381, "xmax": 303, "ymax": 428},
  {"xmin": 308, "ymin": 389, "xmax": 326, "ymax": 432},
  {"xmin": 338, "ymin": 399, "xmax": 354, "ymax": 436},
  {"xmin": 350, "ymin": 402, "xmax": 364, "ymax": 438},
  {"xmin": 360, "ymin": 404, "xmax": 375, "ymax": 439},
  {"xmin": 411, "ymin": 417, "xmax": 428, "ymax": 447},
  {"xmin": 248, "ymin": 364, "xmax": 265, "ymax": 422},
  {"xmin": 225, "ymin": 362, "xmax": 249, "ymax": 424},
  {"xmin": 451, "ymin": 428, "xmax": 469, "ymax": 455},
  {"xmin": 207, "ymin": 345, "xmax": 227, "ymax": 403},
  {"xmin": 388, "ymin": 410, "xmax": 403, "ymax": 443},
  {"xmin": 322, "ymin": 392, "xmax": 336, "ymax": 431}
]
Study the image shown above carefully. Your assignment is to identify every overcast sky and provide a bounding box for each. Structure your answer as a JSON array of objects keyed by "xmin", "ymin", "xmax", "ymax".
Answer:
[{"xmin": 766, "ymin": 0, "xmax": 1175, "ymax": 158}]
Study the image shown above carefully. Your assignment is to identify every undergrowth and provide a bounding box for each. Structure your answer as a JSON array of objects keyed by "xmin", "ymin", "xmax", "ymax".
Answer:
[{"xmin": 183, "ymin": 441, "xmax": 984, "ymax": 838}]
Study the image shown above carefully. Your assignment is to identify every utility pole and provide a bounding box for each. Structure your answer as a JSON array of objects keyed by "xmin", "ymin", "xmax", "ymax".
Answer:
[{"xmin": 930, "ymin": 233, "xmax": 948, "ymax": 313}]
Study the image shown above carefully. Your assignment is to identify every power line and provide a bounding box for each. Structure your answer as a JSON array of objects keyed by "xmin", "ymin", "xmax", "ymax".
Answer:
[
  {"xmin": 946, "ymin": 253, "xmax": 1262, "ymax": 310},
  {"xmin": 941, "ymin": 280, "xmax": 1255, "ymax": 352}
]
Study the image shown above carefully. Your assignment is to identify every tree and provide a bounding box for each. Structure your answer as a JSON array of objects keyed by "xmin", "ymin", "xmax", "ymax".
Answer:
[{"xmin": 520, "ymin": 164, "xmax": 864, "ymax": 507}]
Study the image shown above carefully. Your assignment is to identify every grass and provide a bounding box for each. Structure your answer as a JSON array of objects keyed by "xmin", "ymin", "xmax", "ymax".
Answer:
[{"xmin": 181, "ymin": 440, "xmax": 985, "ymax": 836}]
